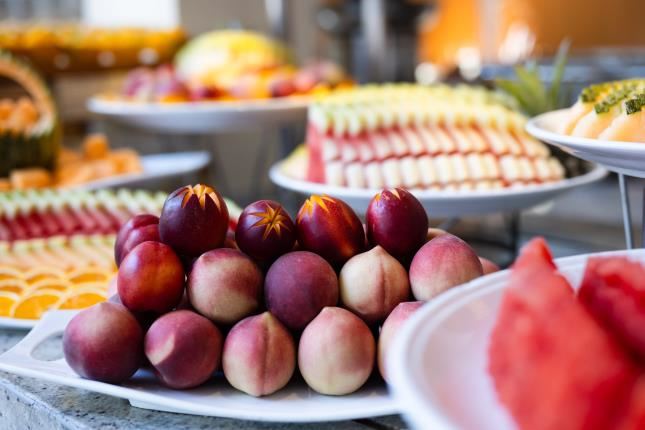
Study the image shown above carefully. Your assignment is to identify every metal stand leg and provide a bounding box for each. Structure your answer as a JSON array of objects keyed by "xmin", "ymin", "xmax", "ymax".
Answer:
[{"xmin": 619, "ymin": 173, "xmax": 634, "ymax": 249}]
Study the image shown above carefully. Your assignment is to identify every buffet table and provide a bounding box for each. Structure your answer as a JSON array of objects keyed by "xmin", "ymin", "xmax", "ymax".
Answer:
[{"xmin": 0, "ymin": 330, "xmax": 405, "ymax": 430}]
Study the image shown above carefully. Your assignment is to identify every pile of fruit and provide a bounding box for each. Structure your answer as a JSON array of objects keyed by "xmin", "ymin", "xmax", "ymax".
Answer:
[
  {"xmin": 64, "ymin": 183, "xmax": 498, "ymax": 396},
  {"xmin": 115, "ymin": 30, "xmax": 351, "ymax": 103},
  {"xmin": 285, "ymin": 84, "xmax": 565, "ymax": 191},
  {"xmin": 560, "ymin": 78, "xmax": 645, "ymax": 142},
  {"xmin": 490, "ymin": 239, "xmax": 645, "ymax": 429},
  {"xmin": 3, "ymin": 133, "xmax": 142, "ymax": 190}
]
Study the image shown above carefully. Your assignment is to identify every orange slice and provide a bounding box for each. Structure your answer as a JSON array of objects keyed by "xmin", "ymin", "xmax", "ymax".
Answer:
[
  {"xmin": 24, "ymin": 267, "xmax": 65, "ymax": 284},
  {"xmin": 68, "ymin": 268, "xmax": 112, "ymax": 284},
  {"xmin": 26, "ymin": 279, "xmax": 70, "ymax": 293},
  {"xmin": 0, "ymin": 291, "xmax": 19, "ymax": 317},
  {"xmin": 0, "ymin": 279, "xmax": 26, "ymax": 294},
  {"xmin": 0, "ymin": 266, "xmax": 22, "ymax": 282},
  {"xmin": 11, "ymin": 289, "xmax": 63, "ymax": 320},
  {"xmin": 58, "ymin": 286, "xmax": 107, "ymax": 310}
]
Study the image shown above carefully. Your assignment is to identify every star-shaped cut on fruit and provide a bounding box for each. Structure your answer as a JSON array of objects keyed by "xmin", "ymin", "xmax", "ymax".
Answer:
[
  {"xmin": 180, "ymin": 184, "xmax": 222, "ymax": 210},
  {"xmin": 251, "ymin": 204, "xmax": 292, "ymax": 240},
  {"xmin": 297, "ymin": 195, "xmax": 336, "ymax": 222}
]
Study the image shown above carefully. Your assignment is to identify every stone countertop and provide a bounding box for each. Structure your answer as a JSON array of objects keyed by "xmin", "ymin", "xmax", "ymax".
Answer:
[{"xmin": 0, "ymin": 328, "xmax": 407, "ymax": 430}]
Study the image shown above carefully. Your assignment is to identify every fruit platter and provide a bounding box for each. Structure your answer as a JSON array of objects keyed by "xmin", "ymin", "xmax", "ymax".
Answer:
[
  {"xmin": 271, "ymin": 84, "xmax": 607, "ymax": 215},
  {"xmin": 0, "ymin": 182, "xmax": 502, "ymax": 421},
  {"xmin": 388, "ymin": 240, "xmax": 645, "ymax": 430},
  {"xmin": 89, "ymin": 30, "xmax": 352, "ymax": 133},
  {"xmin": 527, "ymin": 79, "xmax": 645, "ymax": 178}
]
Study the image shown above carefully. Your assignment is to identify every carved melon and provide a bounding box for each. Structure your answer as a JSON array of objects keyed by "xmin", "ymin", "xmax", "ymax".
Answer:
[{"xmin": 0, "ymin": 50, "xmax": 59, "ymax": 176}]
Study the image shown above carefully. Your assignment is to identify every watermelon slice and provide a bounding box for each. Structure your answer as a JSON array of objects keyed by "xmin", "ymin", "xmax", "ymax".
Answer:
[
  {"xmin": 579, "ymin": 257, "xmax": 645, "ymax": 362},
  {"xmin": 489, "ymin": 240, "xmax": 638, "ymax": 430}
]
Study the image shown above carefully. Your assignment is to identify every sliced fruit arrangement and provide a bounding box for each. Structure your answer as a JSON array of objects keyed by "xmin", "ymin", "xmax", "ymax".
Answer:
[
  {"xmin": 0, "ymin": 50, "xmax": 59, "ymax": 177},
  {"xmin": 0, "ymin": 188, "xmax": 167, "ymax": 241},
  {"xmin": 560, "ymin": 78, "xmax": 645, "ymax": 142},
  {"xmin": 63, "ymin": 183, "xmax": 498, "ymax": 398},
  {"xmin": 109, "ymin": 30, "xmax": 351, "ymax": 103},
  {"xmin": 289, "ymin": 84, "xmax": 565, "ymax": 191},
  {"xmin": 489, "ymin": 239, "xmax": 645, "ymax": 430}
]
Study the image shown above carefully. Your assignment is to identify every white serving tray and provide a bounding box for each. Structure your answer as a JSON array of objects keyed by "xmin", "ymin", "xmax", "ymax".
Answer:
[
  {"xmin": 387, "ymin": 248, "xmax": 645, "ymax": 430},
  {"xmin": 0, "ymin": 310, "xmax": 397, "ymax": 422},
  {"xmin": 74, "ymin": 151, "xmax": 211, "ymax": 190},
  {"xmin": 527, "ymin": 109, "xmax": 645, "ymax": 178},
  {"xmin": 269, "ymin": 161, "xmax": 607, "ymax": 216},
  {"xmin": 88, "ymin": 97, "xmax": 308, "ymax": 134}
]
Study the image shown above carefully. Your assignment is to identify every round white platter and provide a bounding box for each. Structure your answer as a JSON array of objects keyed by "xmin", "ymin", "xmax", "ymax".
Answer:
[
  {"xmin": 387, "ymin": 248, "xmax": 645, "ymax": 430},
  {"xmin": 72, "ymin": 151, "xmax": 211, "ymax": 190},
  {"xmin": 269, "ymin": 161, "xmax": 607, "ymax": 217},
  {"xmin": 0, "ymin": 310, "xmax": 397, "ymax": 422},
  {"xmin": 88, "ymin": 97, "xmax": 309, "ymax": 134},
  {"xmin": 527, "ymin": 109, "xmax": 645, "ymax": 178}
]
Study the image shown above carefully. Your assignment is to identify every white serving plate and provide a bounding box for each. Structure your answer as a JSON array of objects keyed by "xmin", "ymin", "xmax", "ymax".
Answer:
[
  {"xmin": 88, "ymin": 97, "xmax": 308, "ymax": 134},
  {"xmin": 269, "ymin": 161, "xmax": 607, "ymax": 216},
  {"xmin": 527, "ymin": 109, "xmax": 645, "ymax": 178},
  {"xmin": 0, "ymin": 310, "xmax": 397, "ymax": 422},
  {"xmin": 387, "ymin": 248, "xmax": 645, "ymax": 430},
  {"xmin": 0, "ymin": 317, "xmax": 38, "ymax": 330},
  {"xmin": 72, "ymin": 151, "xmax": 211, "ymax": 190}
]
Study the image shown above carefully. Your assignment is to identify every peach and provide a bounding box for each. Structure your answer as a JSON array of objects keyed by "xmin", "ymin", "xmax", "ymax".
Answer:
[
  {"xmin": 409, "ymin": 234, "xmax": 483, "ymax": 300},
  {"xmin": 296, "ymin": 195, "xmax": 365, "ymax": 267},
  {"xmin": 265, "ymin": 251, "xmax": 338, "ymax": 331},
  {"xmin": 145, "ymin": 310, "xmax": 223, "ymax": 389},
  {"xmin": 377, "ymin": 301, "xmax": 423, "ymax": 381},
  {"xmin": 187, "ymin": 248, "xmax": 263, "ymax": 325},
  {"xmin": 339, "ymin": 246, "xmax": 410, "ymax": 324},
  {"xmin": 235, "ymin": 200, "xmax": 296, "ymax": 264},
  {"xmin": 298, "ymin": 307, "xmax": 375, "ymax": 395},
  {"xmin": 426, "ymin": 227, "xmax": 448, "ymax": 242},
  {"xmin": 366, "ymin": 188, "xmax": 428, "ymax": 263},
  {"xmin": 117, "ymin": 241, "xmax": 185, "ymax": 313},
  {"xmin": 114, "ymin": 214, "xmax": 160, "ymax": 266},
  {"xmin": 108, "ymin": 294, "xmax": 157, "ymax": 330},
  {"xmin": 480, "ymin": 256, "xmax": 501, "ymax": 275},
  {"xmin": 63, "ymin": 302, "xmax": 143, "ymax": 383},
  {"xmin": 159, "ymin": 184, "xmax": 229, "ymax": 257},
  {"xmin": 222, "ymin": 312, "xmax": 295, "ymax": 396}
]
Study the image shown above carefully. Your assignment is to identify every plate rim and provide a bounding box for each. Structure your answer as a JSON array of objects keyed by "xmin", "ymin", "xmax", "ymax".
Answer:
[
  {"xmin": 526, "ymin": 109, "xmax": 645, "ymax": 151},
  {"xmin": 388, "ymin": 248, "xmax": 645, "ymax": 430},
  {"xmin": 88, "ymin": 96, "xmax": 310, "ymax": 115},
  {"xmin": 269, "ymin": 160, "xmax": 608, "ymax": 201}
]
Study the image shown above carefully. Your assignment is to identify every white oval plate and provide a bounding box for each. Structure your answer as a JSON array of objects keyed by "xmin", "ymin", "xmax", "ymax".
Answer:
[
  {"xmin": 88, "ymin": 97, "xmax": 308, "ymax": 133},
  {"xmin": 526, "ymin": 109, "xmax": 645, "ymax": 178},
  {"xmin": 0, "ymin": 310, "xmax": 397, "ymax": 422},
  {"xmin": 269, "ymin": 161, "xmax": 607, "ymax": 217},
  {"xmin": 387, "ymin": 248, "xmax": 645, "ymax": 430},
  {"xmin": 72, "ymin": 151, "xmax": 211, "ymax": 190}
]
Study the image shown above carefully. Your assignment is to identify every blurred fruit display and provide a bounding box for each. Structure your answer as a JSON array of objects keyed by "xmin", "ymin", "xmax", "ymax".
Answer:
[
  {"xmin": 62, "ymin": 182, "xmax": 499, "ymax": 397},
  {"xmin": 109, "ymin": 30, "xmax": 352, "ymax": 103},
  {"xmin": 282, "ymin": 84, "xmax": 565, "ymax": 191},
  {"xmin": 0, "ymin": 23, "xmax": 186, "ymax": 74}
]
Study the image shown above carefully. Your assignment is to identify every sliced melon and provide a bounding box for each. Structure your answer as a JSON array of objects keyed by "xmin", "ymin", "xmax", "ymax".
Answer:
[{"xmin": 0, "ymin": 50, "xmax": 60, "ymax": 176}]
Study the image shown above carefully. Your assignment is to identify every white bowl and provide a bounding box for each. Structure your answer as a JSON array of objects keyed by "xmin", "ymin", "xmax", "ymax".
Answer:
[{"xmin": 387, "ymin": 248, "xmax": 645, "ymax": 430}]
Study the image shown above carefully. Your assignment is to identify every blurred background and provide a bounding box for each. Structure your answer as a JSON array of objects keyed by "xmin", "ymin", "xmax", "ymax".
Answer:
[{"xmin": 1, "ymin": 0, "xmax": 645, "ymax": 258}]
